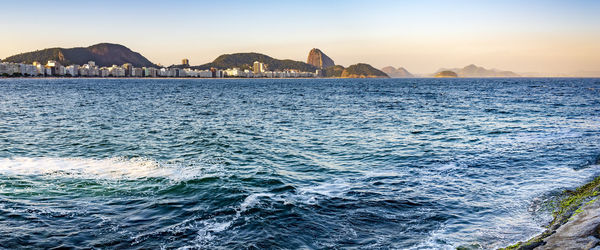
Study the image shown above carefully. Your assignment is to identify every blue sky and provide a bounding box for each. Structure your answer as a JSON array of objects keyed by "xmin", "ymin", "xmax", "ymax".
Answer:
[{"xmin": 1, "ymin": 0, "xmax": 599, "ymax": 73}]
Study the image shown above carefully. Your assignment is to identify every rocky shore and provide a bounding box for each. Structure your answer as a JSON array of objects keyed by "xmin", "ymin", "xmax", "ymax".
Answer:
[{"xmin": 501, "ymin": 176, "xmax": 600, "ymax": 250}]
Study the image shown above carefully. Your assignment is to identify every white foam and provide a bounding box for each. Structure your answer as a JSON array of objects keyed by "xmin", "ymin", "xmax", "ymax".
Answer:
[
  {"xmin": 0, "ymin": 157, "xmax": 199, "ymax": 181},
  {"xmin": 298, "ymin": 181, "xmax": 351, "ymax": 198},
  {"xmin": 239, "ymin": 193, "xmax": 273, "ymax": 212}
]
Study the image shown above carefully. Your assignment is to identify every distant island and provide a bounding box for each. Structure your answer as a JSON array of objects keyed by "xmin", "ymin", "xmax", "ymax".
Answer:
[
  {"xmin": 1, "ymin": 43, "xmax": 389, "ymax": 78},
  {"xmin": 434, "ymin": 64, "xmax": 519, "ymax": 77},
  {"xmin": 381, "ymin": 66, "xmax": 414, "ymax": 78},
  {"xmin": 435, "ymin": 71, "xmax": 458, "ymax": 78}
]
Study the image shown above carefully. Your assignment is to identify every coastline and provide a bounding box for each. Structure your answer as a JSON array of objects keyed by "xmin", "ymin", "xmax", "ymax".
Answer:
[
  {"xmin": 2, "ymin": 76, "xmax": 599, "ymax": 80},
  {"xmin": 500, "ymin": 173, "xmax": 600, "ymax": 250},
  {"xmin": 0, "ymin": 76, "xmax": 326, "ymax": 80}
]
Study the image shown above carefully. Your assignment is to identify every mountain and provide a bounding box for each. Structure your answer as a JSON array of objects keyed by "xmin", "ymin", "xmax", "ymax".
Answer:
[
  {"xmin": 2, "ymin": 43, "xmax": 156, "ymax": 67},
  {"xmin": 381, "ymin": 66, "xmax": 414, "ymax": 78},
  {"xmin": 435, "ymin": 71, "xmax": 458, "ymax": 78},
  {"xmin": 340, "ymin": 63, "xmax": 389, "ymax": 78},
  {"xmin": 435, "ymin": 64, "xmax": 519, "ymax": 77},
  {"xmin": 307, "ymin": 48, "xmax": 335, "ymax": 69},
  {"xmin": 191, "ymin": 53, "xmax": 317, "ymax": 72}
]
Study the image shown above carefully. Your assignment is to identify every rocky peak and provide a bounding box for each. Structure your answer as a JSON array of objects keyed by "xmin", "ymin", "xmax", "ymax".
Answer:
[{"xmin": 307, "ymin": 48, "xmax": 335, "ymax": 69}]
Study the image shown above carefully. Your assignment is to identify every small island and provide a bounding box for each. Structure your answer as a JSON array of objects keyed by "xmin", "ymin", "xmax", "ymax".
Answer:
[{"xmin": 434, "ymin": 70, "xmax": 458, "ymax": 78}]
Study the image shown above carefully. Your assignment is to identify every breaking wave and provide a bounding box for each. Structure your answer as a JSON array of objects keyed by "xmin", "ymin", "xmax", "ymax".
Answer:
[{"xmin": 0, "ymin": 157, "xmax": 201, "ymax": 181}]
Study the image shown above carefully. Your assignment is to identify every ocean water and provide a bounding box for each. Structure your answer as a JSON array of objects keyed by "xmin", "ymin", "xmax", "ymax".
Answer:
[{"xmin": 0, "ymin": 78, "xmax": 599, "ymax": 249}]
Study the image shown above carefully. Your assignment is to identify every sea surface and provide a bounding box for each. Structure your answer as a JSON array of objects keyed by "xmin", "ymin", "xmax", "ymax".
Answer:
[{"xmin": 0, "ymin": 78, "xmax": 599, "ymax": 249}]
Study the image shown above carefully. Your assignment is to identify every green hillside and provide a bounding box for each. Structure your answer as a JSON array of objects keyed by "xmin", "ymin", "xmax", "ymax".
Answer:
[
  {"xmin": 323, "ymin": 65, "xmax": 345, "ymax": 77},
  {"xmin": 341, "ymin": 63, "xmax": 389, "ymax": 78},
  {"xmin": 3, "ymin": 43, "xmax": 156, "ymax": 67}
]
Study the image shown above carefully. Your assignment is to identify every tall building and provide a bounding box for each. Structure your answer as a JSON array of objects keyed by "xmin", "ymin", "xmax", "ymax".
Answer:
[
  {"xmin": 66, "ymin": 65, "xmax": 79, "ymax": 76},
  {"xmin": 182, "ymin": 59, "xmax": 189, "ymax": 66},
  {"xmin": 46, "ymin": 60, "xmax": 61, "ymax": 75},
  {"xmin": 122, "ymin": 63, "xmax": 132, "ymax": 76},
  {"xmin": 253, "ymin": 61, "xmax": 265, "ymax": 74}
]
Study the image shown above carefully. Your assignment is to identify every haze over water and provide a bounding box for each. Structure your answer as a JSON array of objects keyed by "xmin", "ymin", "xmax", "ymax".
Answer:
[{"xmin": 1, "ymin": 78, "xmax": 599, "ymax": 248}]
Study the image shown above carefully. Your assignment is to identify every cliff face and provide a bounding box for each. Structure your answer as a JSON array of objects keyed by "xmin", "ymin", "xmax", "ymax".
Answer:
[
  {"xmin": 381, "ymin": 66, "xmax": 414, "ymax": 78},
  {"xmin": 307, "ymin": 48, "xmax": 335, "ymax": 69}
]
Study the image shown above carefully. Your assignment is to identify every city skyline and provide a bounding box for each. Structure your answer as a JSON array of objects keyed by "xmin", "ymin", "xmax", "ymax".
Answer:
[{"xmin": 1, "ymin": 0, "xmax": 599, "ymax": 75}]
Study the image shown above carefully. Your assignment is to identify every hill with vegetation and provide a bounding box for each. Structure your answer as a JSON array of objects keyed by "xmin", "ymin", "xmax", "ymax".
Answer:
[
  {"xmin": 323, "ymin": 65, "xmax": 345, "ymax": 77},
  {"xmin": 190, "ymin": 53, "xmax": 318, "ymax": 72},
  {"xmin": 2, "ymin": 43, "xmax": 156, "ymax": 67},
  {"xmin": 340, "ymin": 63, "xmax": 389, "ymax": 78}
]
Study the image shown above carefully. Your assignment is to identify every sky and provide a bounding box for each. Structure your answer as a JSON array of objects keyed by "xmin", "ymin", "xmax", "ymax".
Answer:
[{"xmin": 1, "ymin": 0, "xmax": 599, "ymax": 74}]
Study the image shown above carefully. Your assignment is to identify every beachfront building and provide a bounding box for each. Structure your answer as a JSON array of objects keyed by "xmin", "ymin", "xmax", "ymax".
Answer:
[
  {"xmin": 183, "ymin": 68, "xmax": 197, "ymax": 77},
  {"xmin": 57, "ymin": 65, "xmax": 66, "ymax": 76},
  {"xmin": 0, "ymin": 62, "xmax": 20, "ymax": 76},
  {"xmin": 66, "ymin": 65, "xmax": 79, "ymax": 76},
  {"xmin": 144, "ymin": 67, "xmax": 158, "ymax": 77},
  {"xmin": 108, "ymin": 65, "xmax": 126, "ymax": 77},
  {"xmin": 80, "ymin": 62, "xmax": 99, "ymax": 76},
  {"xmin": 244, "ymin": 69, "xmax": 254, "ymax": 78},
  {"xmin": 34, "ymin": 63, "xmax": 45, "ymax": 75},
  {"xmin": 99, "ymin": 68, "xmax": 109, "ymax": 77},
  {"xmin": 224, "ymin": 68, "xmax": 245, "ymax": 77},
  {"xmin": 45, "ymin": 60, "xmax": 58, "ymax": 76},
  {"xmin": 18, "ymin": 64, "xmax": 38, "ymax": 76},
  {"xmin": 253, "ymin": 61, "xmax": 265, "ymax": 74},
  {"xmin": 198, "ymin": 69, "xmax": 213, "ymax": 77},
  {"xmin": 132, "ymin": 68, "xmax": 144, "ymax": 77},
  {"xmin": 122, "ymin": 63, "xmax": 132, "ymax": 76},
  {"xmin": 158, "ymin": 68, "xmax": 170, "ymax": 77}
]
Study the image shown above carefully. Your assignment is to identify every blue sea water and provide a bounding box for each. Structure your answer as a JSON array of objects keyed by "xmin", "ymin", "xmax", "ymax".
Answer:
[{"xmin": 0, "ymin": 78, "xmax": 599, "ymax": 249}]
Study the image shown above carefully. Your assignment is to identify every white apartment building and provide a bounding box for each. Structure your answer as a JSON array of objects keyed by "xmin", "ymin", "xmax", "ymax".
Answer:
[{"xmin": 66, "ymin": 65, "xmax": 79, "ymax": 76}]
